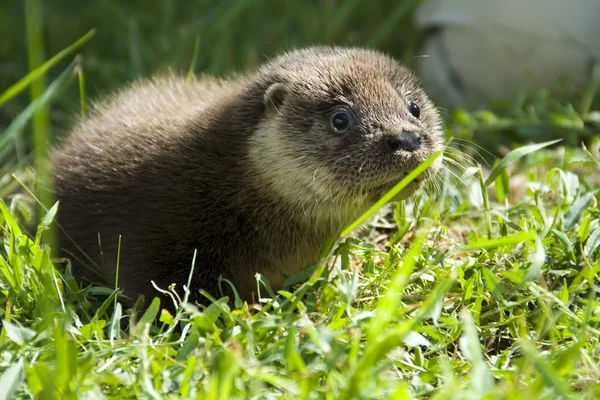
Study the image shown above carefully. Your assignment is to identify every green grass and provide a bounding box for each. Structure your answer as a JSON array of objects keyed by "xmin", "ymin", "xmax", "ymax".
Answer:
[
  {"xmin": 2, "ymin": 2, "xmax": 600, "ymax": 399},
  {"xmin": 2, "ymin": 136, "xmax": 600, "ymax": 399}
]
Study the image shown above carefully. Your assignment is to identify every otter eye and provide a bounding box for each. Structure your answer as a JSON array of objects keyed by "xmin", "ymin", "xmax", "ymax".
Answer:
[
  {"xmin": 408, "ymin": 102, "xmax": 420, "ymax": 119},
  {"xmin": 330, "ymin": 111, "xmax": 353, "ymax": 133}
]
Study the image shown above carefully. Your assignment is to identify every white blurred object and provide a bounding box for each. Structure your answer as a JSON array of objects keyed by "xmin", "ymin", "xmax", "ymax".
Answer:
[{"xmin": 415, "ymin": 0, "xmax": 600, "ymax": 107}]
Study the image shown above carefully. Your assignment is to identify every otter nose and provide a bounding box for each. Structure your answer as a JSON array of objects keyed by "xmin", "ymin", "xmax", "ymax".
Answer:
[{"xmin": 385, "ymin": 131, "xmax": 423, "ymax": 152}]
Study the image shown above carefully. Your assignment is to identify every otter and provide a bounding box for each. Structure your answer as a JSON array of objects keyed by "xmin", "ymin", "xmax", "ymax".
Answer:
[{"xmin": 50, "ymin": 46, "xmax": 444, "ymax": 305}]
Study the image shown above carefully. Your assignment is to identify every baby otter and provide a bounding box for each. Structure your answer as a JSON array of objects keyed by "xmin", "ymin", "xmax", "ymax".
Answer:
[{"xmin": 51, "ymin": 46, "xmax": 444, "ymax": 304}]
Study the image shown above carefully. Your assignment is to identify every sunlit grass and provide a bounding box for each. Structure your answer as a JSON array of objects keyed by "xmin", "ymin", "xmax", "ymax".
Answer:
[{"xmin": 1, "ymin": 2, "xmax": 600, "ymax": 399}]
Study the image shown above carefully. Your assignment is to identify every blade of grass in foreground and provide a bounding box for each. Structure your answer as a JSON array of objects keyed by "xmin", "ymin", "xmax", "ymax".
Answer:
[
  {"xmin": 295, "ymin": 151, "xmax": 442, "ymax": 311},
  {"xmin": 0, "ymin": 360, "xmax": 24, "ymax": 400},
  {"xmin": 485, "ymin": 139, "xmax": 562, "ymax": 186},
  {"xmin": 186, "ymin": 35, "xmax": 202, "ymax": 84},
  {"xmin": 25, "ymin": 0, "xmax": 49, "ymax": 145},
  {"xmin": 76, "ymin": 55, "xmax": 87, "ymax": 119},
  {"xmin": 0, "ymin": 60, "xmax": 77, "ymax": 161},
  {"xmin": 341, "ymin": 228, "xmax": 455, "ymax": 399},
  {"xmin": 342, "ymin": 151, "xmax": 442, "ymax": 236},
  {"xmin": 459, "ymin": 230, "xmax": 536, "ymax": 252},
  {"xmin": 0, "ymin": 29, "xmax": 95, "ymax": 107},
  {"xmin": 25, "ymin": 0, "xmax": 56, "ymax": 253},
  {"xmin": 366, "ymin": 225, "xmax": 427, "ymax": 344},
  {"xmin": 459, "ymin": 309, "xmax": 493, "ymax": 395}
]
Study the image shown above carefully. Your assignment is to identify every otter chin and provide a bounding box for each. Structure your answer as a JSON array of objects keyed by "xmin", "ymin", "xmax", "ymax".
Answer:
[{"xmin": 51, "ymin": 46, "xmax": 444, "ymax": 304}]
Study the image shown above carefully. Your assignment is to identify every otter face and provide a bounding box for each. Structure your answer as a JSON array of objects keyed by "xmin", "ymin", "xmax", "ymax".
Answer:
[{"xmin": 250, "ymin": 47, "xmax": 444, "ymax": 212}]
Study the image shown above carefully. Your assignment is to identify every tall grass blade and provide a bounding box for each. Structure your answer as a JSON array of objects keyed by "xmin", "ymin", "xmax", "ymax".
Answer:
[
  {"xmin": 485, "ymin": 139, "xmax": 562, "ymax": 186},
  {"xmin": 342, "ymin": 151, "xmax": 442, "ymax": 236},
  {"xmin": 0, "ymin": 30, "xmax": 95, "ymax": 107}
]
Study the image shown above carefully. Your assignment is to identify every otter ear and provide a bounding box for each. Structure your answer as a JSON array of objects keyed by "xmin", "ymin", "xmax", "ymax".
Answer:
[{"xmin": 264, "ymin": 83, "xmax": 287, "ymax": 113}]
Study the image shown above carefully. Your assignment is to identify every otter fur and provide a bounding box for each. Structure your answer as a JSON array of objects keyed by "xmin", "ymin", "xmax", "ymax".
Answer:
[{"xmin": 51, "ymin": 46, "xmax": 444, "ymax": 304}]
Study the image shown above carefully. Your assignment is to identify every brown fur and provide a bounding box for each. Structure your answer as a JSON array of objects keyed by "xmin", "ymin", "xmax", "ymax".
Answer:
[{"xmin": 51, "ymin": 46, "xmax": 444, "ymax": 304}]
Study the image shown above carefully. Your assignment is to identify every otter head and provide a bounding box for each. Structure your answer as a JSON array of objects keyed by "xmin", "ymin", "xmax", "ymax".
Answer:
[{"xmin": 248, "ymin": 46, "xmax": 444, "ymax": 220}]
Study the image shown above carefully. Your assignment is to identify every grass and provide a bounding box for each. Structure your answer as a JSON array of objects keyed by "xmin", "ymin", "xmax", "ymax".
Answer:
[
  {"xmin": 2, "ymin": 138, "xmax": 600, "ymax": 399},
  {"xmin": 2, "ymin": 1, "xmax": 600, "ymax": 399}
]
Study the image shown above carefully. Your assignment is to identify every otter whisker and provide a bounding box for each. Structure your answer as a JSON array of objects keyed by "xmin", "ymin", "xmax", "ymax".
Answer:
[{"xmin": 332, "ymin": 155, "xmax": 351, "ymax": 168}]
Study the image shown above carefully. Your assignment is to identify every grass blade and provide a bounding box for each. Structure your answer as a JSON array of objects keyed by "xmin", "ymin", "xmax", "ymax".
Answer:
[
  {"xmin": 460, "ymin": 231, "xmax": 536, "ymax": 252},
  {"xmin": 0, "ymin": 29, "xmax": 95, "ymax": 107},
  {"xmin": 186, "ymin": 35, "xmax": 202, "ymax": 84},
  {"xmin": 459, "ymin": 309, "xmax": 493, "ymax": 395},
  {"xmin": 76, "ymin": 55, "xmax": 87, "ymax": 119},
  {"xmin": 367, "ymin": 227, "xmax": 426, "ymax": 344},
  {"xmin": 485, "ymin": 139, "xmax": 563, "ymax": 186},
  {"xmin": 0, "ymin": 361, "xmax": 24, "ymax": 400},
  {"xmin": 134, "ymin": 297, "xmax": 161, "ymax": 338},
  {"xmin": 564, "ymin": 191, "xmax": 597, "ymax": 231},
  {"xmin": 0, "ymin": 59, "xmax": 77, "ymax": 159},
  {"xmin": 342, "ymin": 151, "xmax": 442, "ymax": 236}
]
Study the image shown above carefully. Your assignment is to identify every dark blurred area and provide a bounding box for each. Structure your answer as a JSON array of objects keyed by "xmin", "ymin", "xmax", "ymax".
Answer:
[
  {"xmin": 1, "ymin": 0, "xmax": 424, "ymax": 135},
  {"xmin": 1, "ymin": 0, "xmax": 599, "ymax": 158}
]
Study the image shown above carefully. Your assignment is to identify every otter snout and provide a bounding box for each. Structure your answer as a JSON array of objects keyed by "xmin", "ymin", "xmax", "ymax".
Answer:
[{"xmin": 384, "ymin": 131, "xmax": 423, "ymax": 152}]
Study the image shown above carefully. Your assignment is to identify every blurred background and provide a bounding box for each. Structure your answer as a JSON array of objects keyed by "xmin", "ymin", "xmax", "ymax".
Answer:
[{"xmin": 1, "ymin": 0, "xmax": 599, "ymax": 168}]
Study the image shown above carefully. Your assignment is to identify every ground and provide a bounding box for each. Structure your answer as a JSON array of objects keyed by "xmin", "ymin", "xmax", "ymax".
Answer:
[{"xmin": 1, "ymin": 1, "xmax": 600, "ymax": 398}]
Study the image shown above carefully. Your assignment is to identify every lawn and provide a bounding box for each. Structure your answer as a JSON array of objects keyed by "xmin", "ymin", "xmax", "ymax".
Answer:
[{"xmin": 1, "ymin": 1, "xmax": 600, "ymax": 399}]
